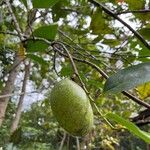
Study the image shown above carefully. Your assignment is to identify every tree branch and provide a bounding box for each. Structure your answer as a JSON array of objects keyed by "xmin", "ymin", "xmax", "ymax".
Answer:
[
  {"xmin": 52, "ymin": 42, "xmax": 150, "ymax": 109},
  {"xmin": 76, "ymin": 137, "xmax": 80, "ymax": 150},
  {"xmin": 52, "ymin": 42, "xmax": 115, "ymax": 129},
  {"xmin": 5, "ymin": 0, "xmax": 24, "ymax": 41},
  {"xmin": 58, "ymin": 132, "xmax": 67, "ymax": 150},
  {"xmin": 10, "ymin": 36, "xmax": 150, "ymax": 109},
  {"xmin": 0, "ymin": 0, "xmax": 36, "ymax": 126},
  {"xmin": 0, "ymin": 31, "xmax": 25, "ymax": 37},
  {"xmin": 88, "ymin": 0, "xmax": 150, "ymax": 50},
  {"xmin": 116, "ymin": 9, "xmax": 150, "ymax": 15},
  {"xmin": 10, "ymin": 62, "xmax": 30, "ymax": 133},
  {"xmin": 0, "ymin": 90, "xmax": 40, "ymax": 99}
]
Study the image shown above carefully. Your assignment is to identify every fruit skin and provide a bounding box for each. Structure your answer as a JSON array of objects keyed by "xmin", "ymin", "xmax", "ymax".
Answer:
[{"xmin": 50, "ymin": 79, "xmax": 94, "ymax": 137}]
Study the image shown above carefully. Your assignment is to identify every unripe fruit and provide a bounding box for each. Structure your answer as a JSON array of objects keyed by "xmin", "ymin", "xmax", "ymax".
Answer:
[{"xmin": 50, "ymin": 79, "xmax": 94, "ymax": 136}]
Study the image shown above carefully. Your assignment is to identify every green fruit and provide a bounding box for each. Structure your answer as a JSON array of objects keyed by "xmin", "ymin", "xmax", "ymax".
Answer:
[{"xmin": 50, "ymin": 79, "xmax": 94, "ymax": 136}]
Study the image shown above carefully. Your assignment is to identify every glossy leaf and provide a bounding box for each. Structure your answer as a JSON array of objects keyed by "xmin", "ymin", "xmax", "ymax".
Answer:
[
  {"xmin": 106, "ymin": 113, "xmax": 150, "ymax": 144},
  {"xmin": 104, "ymin": 62, "xmax": 150, "ymax": 93},
  {"xmin": 33, "ymin": 24, "xmax": 58, "ymax": 40},
  {"xmin": 32, "ymin": 0, "xmax": 60, "ymax": 8}
]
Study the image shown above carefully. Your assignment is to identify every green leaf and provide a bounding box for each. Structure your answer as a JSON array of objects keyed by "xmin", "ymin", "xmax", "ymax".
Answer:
[
  {"xmin": 90, "ymin": 8, "xmax": 112, "ymax": 35},
  {"xmin": 32, "ymin": 0, "xmax": 60, "ymax": 8},
  {"xmin": 139, "ymin": 28, "xmax": 150, "ymax": 40},
  {"xmin": 104, "ymin": 62, "xmax": 150, "ymax": 93},
  {"xmin": 33, "ymin": 24, "xmax": 58, "ymax": 40},
  {"xmin": 137, "ymin": 82, "xmax": 150, "ymax": 99},
  {"xmin": 26, "ymin": 40, "xmax": 49, "ymax": 52},
  {"xmin": 60, "ymin": 65, "xmax": 73, "ymax": 76},
  {"xmin": 138, "ymin": 41, "xmax": 150, "ymax": 62},
  {"xmin": 106, "ymin": 113, "xmax": 150, "ymax": 144},
  {"xmin": 27, "ymin": 54, "xmax": 49, "ymax": 66},
  {"xmin": 103, "ymin": 39, "xmax": 120, "ymax": 47}
]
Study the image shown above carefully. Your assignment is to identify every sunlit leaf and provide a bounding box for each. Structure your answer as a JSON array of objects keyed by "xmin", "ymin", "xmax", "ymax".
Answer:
[
  {"xmin": 106, "ymin": 113, "xmax": 150, "ymax": 144},
  {"xmin": 137, "ymin": 82, "xmax": 150, "ymax": 99},
  {"xmin": 18, "ymin": 43, "xmax": 26, "ymax": 59}
]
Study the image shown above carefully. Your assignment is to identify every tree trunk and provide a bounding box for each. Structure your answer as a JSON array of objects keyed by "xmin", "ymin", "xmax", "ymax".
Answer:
[
  {"xmin": 0, "ymin": 0, "xmax": 36, "ymax": 126},
  {"xmin": 58, "ymin": 132, "xmax": 66, "ymax": 150},
  {"xmin": 0, "ymin": 54, "xmax": 22, "ymax": 126},
  {"xmin": 76, "ymin": 137, "xmax": 80, "ymax": 150},
  {"xmin": 10, "ymin": 62, "xmax": 30, "ymax": 133},
  {"xmin": 147, "ymin": 144, "xmax": 150, "ymax": 150}
]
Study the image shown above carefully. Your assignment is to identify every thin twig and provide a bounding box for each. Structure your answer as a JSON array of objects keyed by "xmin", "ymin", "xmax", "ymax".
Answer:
[
  {"xmin": 116, "ymin": 9, "xmax": 150, "ymax": 15},
  {"xmin": 5, "ymin": 0, "xmax": 24, "ymax": 41},
  {"xmin": 52, "ymin": 42, "xmax": 115, "ymax": 129},
  {"xmin": 88, "ymin": 0, "xmax": 150, "ymax": 50},
  {"xmin": 0, "ymin": 91, "xmax": 40, "ymax": 99},
  {"xmin": 53, "ymin": 51, "xmax": 59, "ymax": 76},
  {"xmin": 76, "ymin": 137, "xmax": 80, "ymax": 150},
  {"xmin": 3, "ymin": 30, "xmax": 149, "ymax": 59},
  {"xmin": 0, "ymin": 31, "xmax": 26, "ymax": 37},
  {"xmin": 10, "ymin": 61, "xmax": 31, "ymax": 133},
  {"xmin": 9, "ymin": 36, "xmax": 149, "ymax": 109},
  {"xmin": 52, "ymin": 43, "xmax": 150, "ymax": 109}
]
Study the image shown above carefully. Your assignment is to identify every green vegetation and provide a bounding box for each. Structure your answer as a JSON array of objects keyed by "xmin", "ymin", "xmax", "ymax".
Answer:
[{"xmin": 0, "ymin": 0, "xmax": 150, "ymax": 149}]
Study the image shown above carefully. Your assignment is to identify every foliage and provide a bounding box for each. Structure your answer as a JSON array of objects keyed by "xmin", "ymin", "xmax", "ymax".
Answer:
[
  {"xmin": 104, "ymin": 62, "xmax": 150, "ymax": 93},
  {"xmin": 0, "ymin": 0, "xmax": 150, "ymax": 149}
]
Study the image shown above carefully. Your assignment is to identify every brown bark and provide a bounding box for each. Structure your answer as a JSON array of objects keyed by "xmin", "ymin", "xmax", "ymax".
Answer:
[
  {"xmin": 0, "ymin": 0, "xmax": 36, "ymax": 127},
  {"xmin": 10, "ymin": 62, "xmax": 30, "ymax": 133},
  {"xmin": 58, "ymin": 132, "xmax": 67, "ymax": 150},
  {"xmin": 0, "ymin": 54, "xmax": 22, "ymax": 126},
  {"xmin": 76, "ymin": 137, "xmax": 80, "ymax": 150},
  {"xmin": 147, "ymin": 144, "xmax": 150, "ymax": 150},
  {"xmin": 0, "ymin": 0, "xmax": 25, "ymax": 127}
]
